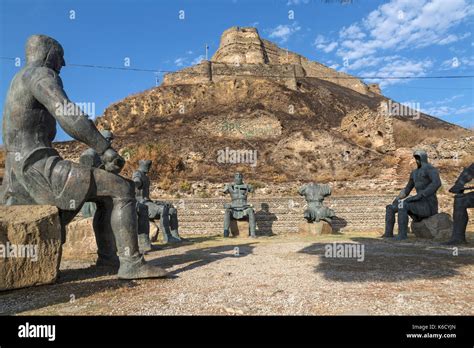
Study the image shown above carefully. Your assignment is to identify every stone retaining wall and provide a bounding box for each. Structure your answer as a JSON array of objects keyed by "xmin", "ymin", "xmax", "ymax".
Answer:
[{"xmin": 167, "ymin": 195, "xmax": 395, "ymax": 235}]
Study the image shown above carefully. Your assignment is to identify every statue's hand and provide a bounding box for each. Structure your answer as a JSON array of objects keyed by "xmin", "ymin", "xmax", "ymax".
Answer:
[
  {"xmin": 404, "ymin": 194, "xmax": 421, "ymax": 203},
  {"xmin": 397, "ymin": 191, "xmax": 407, "ymax": 200},
  {"xmin": 101, "ymin": 148, "xmax": 125, "ymax": 174}
]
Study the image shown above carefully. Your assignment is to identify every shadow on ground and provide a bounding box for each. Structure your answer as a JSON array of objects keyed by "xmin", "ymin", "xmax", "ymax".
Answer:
[
  {"xmin": 150, "ymin": 242, "xmax": 257, "ymax": 276},
  {"xmin": 0, "ymin": 271, "xmax": 138, "ymax": 315},
  {"xmin": 298, "ymin": 237, "xmax": 474, "ymax": 282}
]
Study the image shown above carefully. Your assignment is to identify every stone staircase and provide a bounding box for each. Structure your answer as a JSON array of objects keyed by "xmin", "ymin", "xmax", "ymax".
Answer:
[{"xmin": 167, "ymin": 195, "xmax": 394, "ymax": 235}]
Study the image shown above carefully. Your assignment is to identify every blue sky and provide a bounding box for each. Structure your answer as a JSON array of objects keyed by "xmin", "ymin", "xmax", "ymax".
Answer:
[{"xmin": 0, "ymin": 0, "xmax": 473, "ymax": 143}]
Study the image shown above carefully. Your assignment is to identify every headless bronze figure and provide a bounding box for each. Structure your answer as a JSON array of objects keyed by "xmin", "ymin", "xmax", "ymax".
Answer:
[
  {"xmin": 298, "ymin": 183, "xmax": 335, "ymax": 223},
  {"xmin": 0, "ymin": 35, "xmax": 166, "ymax": 279}
]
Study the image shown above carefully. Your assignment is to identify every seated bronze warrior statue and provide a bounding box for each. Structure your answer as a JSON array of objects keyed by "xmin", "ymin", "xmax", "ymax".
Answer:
[
  {"xmin": 445, "ymin": 163, "xmax": 474, "ymax": 245},
  {"xmin": 298, "ymin": 182, "xmax": 335, "ymax": 223},
  {"xmin": 0, "ymin": 34, "xmax": 166, "ymax": 279},
  {"xmin": 383, "ymin": 150, "xmax": 441, "ymax": 240},
  {"xmin": 223, "ymin": 172, "xmax": 257, "ymax": 238},
  {"xmin": 133, "ymin": 160, "xmax": 182, "ymax": 244},
  {"xmin": 79, "ymin": 130, "xmax": 153, "ymax": 254}
]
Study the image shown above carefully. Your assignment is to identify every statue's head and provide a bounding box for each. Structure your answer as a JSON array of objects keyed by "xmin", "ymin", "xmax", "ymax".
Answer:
[
  {"xmin": 26, "ymin": 35, "xmax": 65, "ymax": 73},
  {"xmin": 234, "ymin": 172, "xmax": 243, "ymax": 185},
  {"xmin": 100, "ymin": 130, "xmax": 114, "ymax": 143},
  {"xmin": 139, "ymin": 160, "xmax": 152, "ymax": 173},
  {"xmin": 413, "ymin": 149, "xmax": 428, "ymax": 168}
]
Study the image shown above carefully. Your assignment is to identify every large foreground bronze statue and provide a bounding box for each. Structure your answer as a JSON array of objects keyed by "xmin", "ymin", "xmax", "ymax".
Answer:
[
  {"xmin": 0, "ymin": 35, "xmax": 167, "ymax": 279},
  {"xmin": 383, "ymin": 150, "xmax": 441, "ymax": 240},
  {"xmin": 80, "ymin": 130, "xmax": 153, "ymax": 255}
]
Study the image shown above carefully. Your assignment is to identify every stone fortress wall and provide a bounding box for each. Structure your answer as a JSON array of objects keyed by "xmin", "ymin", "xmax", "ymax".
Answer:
[{"xmin": 163, "ymin": 26, "xmax": 380, "ymax": 95}]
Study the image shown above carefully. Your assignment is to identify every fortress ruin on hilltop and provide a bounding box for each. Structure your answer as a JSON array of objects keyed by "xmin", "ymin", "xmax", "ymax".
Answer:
[{"xmin": 163, "ymin": 26, "xmax": 381, "ymax": 95}]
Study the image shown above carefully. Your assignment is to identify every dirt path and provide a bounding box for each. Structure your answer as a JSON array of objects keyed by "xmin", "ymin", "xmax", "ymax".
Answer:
[{"xmin": 1, "ymin": 232, "xmax": 473, "ymax": 315}]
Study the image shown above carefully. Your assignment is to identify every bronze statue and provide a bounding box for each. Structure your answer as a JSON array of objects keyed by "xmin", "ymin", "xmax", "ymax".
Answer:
[
  {"xmin": 445, "ymin": 163, "xmax": 474, "ymax": 244},
  {"xmin": 133, "ymin": 160, "xmax": 182, "ymax": 244},
  {"xmin": 383, "ymin": 150, "xmax": 441, "ymax": 240},
  {"xmin": 298, "ymin": 183, "xmax": 335, "ymax": 223},
  {"xmin": 0, "ymin": 35, "xmax": 166, "ymax": 279},
  {"xmin": 223, "ymin": 172, "xmax": 256, "ymax": 238},
  {"xmin": 79, "ymin": 130, "xmax": 152, "ymax": 254}
]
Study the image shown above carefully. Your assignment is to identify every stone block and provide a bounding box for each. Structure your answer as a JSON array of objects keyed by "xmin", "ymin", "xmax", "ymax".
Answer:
[
  {"xmin": 298, "ymin": 221, "xmax": 333, "ymax": 235},
  {"xmin": 62, "ymin": 217, "xmax": 97, "ymax": 260},
  {"xmin": 411, "ymin": 213, "xmax": 453, "ymax": 241},
  {"xmin": 230, "ymin": 219, "xmax": 250, "ymax": 237},
  {"xmin": 0, "ymin": 205, "xmax": 62, "ymax": 291}
]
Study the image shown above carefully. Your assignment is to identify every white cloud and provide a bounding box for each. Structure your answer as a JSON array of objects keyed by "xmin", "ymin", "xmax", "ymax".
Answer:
[
  {"xmin": 359, "ymin": 58, "xmax": 433, "ymax": 87},
  {"xmin": 268, "ymin": 22, "xmax": 301, "ymax": 43},
  {"xmin": 339, "ymin": 24, "xmax": 366, "ymax": 40},
  {"xmin": 336, "ymin": 0, "xmax": 474, "ymax": 60},
  {"xmin": 174, "ymin": 57, "xmax": 186, "ymax": 67},
  {"xmin": 313, "ymin": 35, "xmax": 338, "ymax": 53},
  {"xmin": 191, "ymin": 55, "xmax": 205, "ymax": 65},
  {"xmin": 440, "ymin": 55, "xmax": 474, "ymax": 70},
  {"xmin": 422, "ymin": 105, "xmax": 474, "ymax": 117},
  {"xmin": 174, "ymin": 54, "xmax": 206, "ymax": 67}
]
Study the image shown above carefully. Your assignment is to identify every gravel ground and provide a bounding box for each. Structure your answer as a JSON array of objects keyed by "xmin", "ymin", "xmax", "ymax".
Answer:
[{"xmin": 1, "ymin": 231, "xmax": 473, "ymax": 315}]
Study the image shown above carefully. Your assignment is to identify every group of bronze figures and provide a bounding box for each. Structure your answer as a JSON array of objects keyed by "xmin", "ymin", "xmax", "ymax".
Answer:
[
  {"xmin": 382, "ymin": 150, "xmax": 473, "ymax": 245},
  {"xmin": 0, "ymin": 35, "xmax": 472, "ymax": 280}
]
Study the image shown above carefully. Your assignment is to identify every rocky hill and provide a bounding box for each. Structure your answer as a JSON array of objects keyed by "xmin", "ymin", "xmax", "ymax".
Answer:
[{"xmin": 49, "ymin": 27, "xmax": 472, "ymax": 196}]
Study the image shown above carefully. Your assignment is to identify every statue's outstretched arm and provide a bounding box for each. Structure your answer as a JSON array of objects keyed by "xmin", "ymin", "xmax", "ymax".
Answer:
[
  {"xmin": 29, "ymin": 67, "xmax": 109, "ymax": 154},
  {"xmin": 450, "ymin": 163, "xmax": 474, "ymax": 193}
]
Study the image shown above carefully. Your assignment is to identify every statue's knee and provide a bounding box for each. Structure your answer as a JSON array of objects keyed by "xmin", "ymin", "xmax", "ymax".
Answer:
[
  {"xmin": 398, "ymin": 204, "xmax": 409, "ymax": 213},
  {"xmin": 115, "ymin": 179, "xmax": 135, "ymax": 200}
]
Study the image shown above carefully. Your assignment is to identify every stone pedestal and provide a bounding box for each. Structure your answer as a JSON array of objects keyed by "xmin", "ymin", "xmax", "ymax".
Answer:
[
  {"xmin": 411, "ymin": 213, "xmax": 453, "ymax": 241},
  {"xmin": 230, "ymin": 219, "xmax": 250, "ymax": 237},
  {"xmin": 62, "ymin": 217, "xmax": 97, "ymax": 260},
  {"xmin": 298, "ymin": 221, "xmax": 333, "ymax": 235},
  {"xmin": 0, "ymin": 205, "xmax": 62, "ymax": 291}
]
